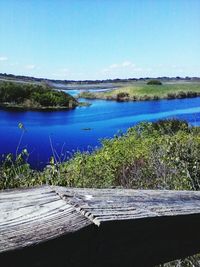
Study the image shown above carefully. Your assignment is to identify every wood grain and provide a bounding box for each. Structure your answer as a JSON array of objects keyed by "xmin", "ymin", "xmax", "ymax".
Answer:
[
  {"xmin": 0, "ymin": 186, "xmax": 91, "ymax": 253},
  {"xmin": 55, "ymin": 186, "xmax": 200, "ymax": 225},
  {"xmin": 1, "ymin": 186, "xmax": 200, "ymax": 266}
]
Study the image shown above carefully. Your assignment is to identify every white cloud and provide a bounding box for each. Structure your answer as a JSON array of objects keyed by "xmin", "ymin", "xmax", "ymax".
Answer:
[
  {"xmin": 102, "ymin": 61, "xmax": 137, "ymax": 73},
  {"xmin": 109, "ymin": 64, "xmax": 119, "ymax": 69},
  {"xmin": 0, "ymin": 56, "xmax": 8, "ymax": 61},
  {"xmin": 122, "ymin": 61, "xmax": 135, "ymax": 67},
  {"xmin": 25, "ymin": 64, "xmax": 36, "ymax": 70},
  {"xmin": 99, "ymin": 60, "xmax": 152, "ymax": 79}
]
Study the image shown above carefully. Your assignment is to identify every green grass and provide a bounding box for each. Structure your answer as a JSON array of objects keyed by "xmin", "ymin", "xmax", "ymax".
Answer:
[{"xmin": 78, "ymin": 82, "xmax": 200, "ymax": 101}]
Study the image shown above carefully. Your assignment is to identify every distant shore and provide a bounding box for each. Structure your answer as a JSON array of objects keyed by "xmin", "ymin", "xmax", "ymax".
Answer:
[
  {"xmin": 78, "ymin": 82, "xmax": 200, "ymax": 102},
  {"xmin": 1, "ymin": 72, "xmax": 200, "ymax": 86}
]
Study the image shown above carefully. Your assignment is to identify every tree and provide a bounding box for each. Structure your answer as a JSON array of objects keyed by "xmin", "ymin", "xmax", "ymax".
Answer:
[{"xmin": 147, "ymin": 80, "xmax": 162, "ymax": 85}]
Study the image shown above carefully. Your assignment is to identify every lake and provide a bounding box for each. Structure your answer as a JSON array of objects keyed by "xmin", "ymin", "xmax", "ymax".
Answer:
[{"xmin": 1, "ymin": 88, "xmax": 200, "ymax": 169}]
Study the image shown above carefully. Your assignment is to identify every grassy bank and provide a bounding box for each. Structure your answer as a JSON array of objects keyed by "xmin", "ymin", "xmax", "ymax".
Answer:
[
  {"xmin": 0, "ymin": 81, "xmax": 78, "ymax": 110},
  {"xmin": 78, "ymin": 82, "xmax": 200, "ymax": 101}
]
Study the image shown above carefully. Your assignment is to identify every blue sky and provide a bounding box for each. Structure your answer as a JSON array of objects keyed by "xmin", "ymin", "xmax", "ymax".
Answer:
[{"xmin": 0, "ymin": 0, "xmax": 200, "ymax": 80}]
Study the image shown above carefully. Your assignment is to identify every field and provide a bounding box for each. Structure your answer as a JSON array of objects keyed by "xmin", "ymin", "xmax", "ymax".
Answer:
[{"xmin": 78, "ymin": 81, "xmax": 200, "ymax": 101}]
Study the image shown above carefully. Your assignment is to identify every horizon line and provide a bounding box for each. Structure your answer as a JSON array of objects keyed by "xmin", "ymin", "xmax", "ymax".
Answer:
[{"xmin": 0, "ymin": 72, "xmax": 200, "ymax": 83}]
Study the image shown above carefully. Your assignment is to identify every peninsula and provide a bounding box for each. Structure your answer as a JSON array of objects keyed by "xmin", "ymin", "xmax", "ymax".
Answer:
[
  {"xmin": 0, "ymin": 81, "xmax": 78, "ymax": 110},
  {"xmin": 78, "ymin": 80, "xmax": 200, "ymax": 101}
]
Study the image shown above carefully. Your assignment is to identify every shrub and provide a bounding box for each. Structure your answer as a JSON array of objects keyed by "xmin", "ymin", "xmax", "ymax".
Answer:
[
  {"xmin": 167, "ymin": 93, "xmax": 176, "ymax": 99},
  {"xmin": 147, "ymin": 80, "xmax": 162, "ymax": 85},
  {"xmin": 176, "ymin": 91, "xmax": 187, "ymax": 98},
  {"xmin": 186, "ymin": 91, "xmax": 198, "ymax": 98},
  {"xmin": 140, "ymin": 95, "xmax": 151, "ymax": 101},
  {"xmin": 116, "ymin": 92, "xmax": 129, "ymax": 101},
  {"xmin": 151, "ymin": 119, "xmax": 189, "ymax": 134}
]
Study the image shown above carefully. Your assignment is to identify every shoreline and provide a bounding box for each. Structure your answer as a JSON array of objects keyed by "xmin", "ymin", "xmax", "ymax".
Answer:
[
  {"xmin": 0, "ymin": 103, "xmax": 76, "ymax": 111},
  {"xmin": 0, "ymin": 101, "xmax": 91, "ymax": 111},
  {"xmin": 78, "ymin": 92, "xmax": 200, "ymax": 102}
]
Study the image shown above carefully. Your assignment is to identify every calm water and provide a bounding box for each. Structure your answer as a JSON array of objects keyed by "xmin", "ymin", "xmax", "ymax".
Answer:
[{"xmin": 1, "ymin": 88, "xmax": 200, "ymax": 169}]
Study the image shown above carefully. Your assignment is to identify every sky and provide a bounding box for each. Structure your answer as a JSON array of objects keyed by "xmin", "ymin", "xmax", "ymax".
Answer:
[{"xmin": 0, "ymin": 0, "xmax": 200, "ymax": 80}]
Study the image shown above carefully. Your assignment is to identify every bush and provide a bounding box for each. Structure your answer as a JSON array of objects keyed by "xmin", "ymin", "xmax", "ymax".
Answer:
[
  {"xmin": 186, "ymin": 91, "xmax": 198, "ymax": 98},
  {"xmin": 147, "ymin": 80, "xmax": 162, "ymax": 85},
  {"xmin": 151, "ymin": 119, "xmax": 189, "ymax": 134},
  {"xmin": 176, "ymin": 91, "xmax": 187, "ymax": 98},
  {"xmin": 167, "ymin": 93, "xmax": 176, "ymax": 99},
  {"xmin": 116, "ymin": 92, "xmax": 129, "ymax": 101}
]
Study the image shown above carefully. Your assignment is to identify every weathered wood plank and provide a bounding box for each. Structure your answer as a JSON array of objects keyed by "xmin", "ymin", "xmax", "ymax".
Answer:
[
  {"xmin": 55, "ymin": 187, "xmax": 200, "ymax": 225},
  {"xmin": 0, "ymin": 186, "xmax": 92, "ymax": 253},
  {"xmin": 1, "ymin": 186, "xmax": 200, "ymax": 266}
]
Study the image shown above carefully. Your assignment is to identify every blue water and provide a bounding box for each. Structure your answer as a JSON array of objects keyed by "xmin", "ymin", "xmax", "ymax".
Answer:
[
  {"xmin": 59, "ymin": 88, "xmax": 111, "ymax": 96},
  {"xmin": 1, "ymin": 89, "xmax": 200, "ymax": 169}
]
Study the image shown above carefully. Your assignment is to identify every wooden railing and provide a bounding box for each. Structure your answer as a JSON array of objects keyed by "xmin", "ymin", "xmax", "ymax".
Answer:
[{"xmin": 1, "ymin": 186, "xmax": 200, "ymax": 266}]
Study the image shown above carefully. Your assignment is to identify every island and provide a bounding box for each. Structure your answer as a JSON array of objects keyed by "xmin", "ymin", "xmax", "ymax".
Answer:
[{"xmin": 0, "ymin": 81, "xmax": 78, "ymax": 110}]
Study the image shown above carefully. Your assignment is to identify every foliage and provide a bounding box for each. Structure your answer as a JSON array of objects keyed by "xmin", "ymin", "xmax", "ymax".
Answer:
[
  {"xmin": 1, "ymin": 119, "xmax": 200, "ymax": 191},
  {"xmin": 150, "ymin": 119, "xmax": 189, "ymax": 134},
  {"xmin": 0, "ymin": 81, "xmax": 78, "ymax": 109},
  {"xmin": 0, "ymin": 149, "xmax": 36, "ymax": 189},
  {"xmin": 147, "ymin": 80, "xmax": 162, "ymax": 85},
  {"xmin": 116, "ymin": 92, "xmax": 129, "ymax": 101}
]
